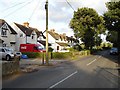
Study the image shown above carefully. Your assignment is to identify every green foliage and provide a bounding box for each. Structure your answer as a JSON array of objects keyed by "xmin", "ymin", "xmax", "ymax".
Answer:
[
  {"xmin": 101, "ymin": 42, "xmax": 112, "ymax": 49},
  {"xmin": 104, "ymin": 1, "xmax": 120, "ymax": 31},
  {"xmin": 69, "ymin": 48, "xmax": 78, "ymax": 52},
  {"xmin": 48, "ymin": 47, "xmax": 54, "ymax": 52},
  {"xmin": 94, "ymin": 36, "xmax": 102, "ymax": 47},
  {"xmin": 73, "ymin": 44, "xmax": 82, "ymax": 51},
  {"xmin": 52, "ymin": 52, "xmax": 71, "ymax": 59},
  {"xmin": 104, "ymin": 1, "xmax": 120, "ymax": 48},
  {"xmin": 70, "ymin": 7, "xmax": 105, "ymax": 49},
  {"xmin": 106, "ymin": 31, "xmax": 118, "ymax": 47},
  {"xmin": 52, "ymin": 50, "xmax": 91, "ymax": 60}
]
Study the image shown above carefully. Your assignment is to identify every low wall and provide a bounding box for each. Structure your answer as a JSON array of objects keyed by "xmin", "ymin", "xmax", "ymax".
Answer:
[{"xmin": 2, "ymin": 57, "xmax": 20, "ymax": 76}]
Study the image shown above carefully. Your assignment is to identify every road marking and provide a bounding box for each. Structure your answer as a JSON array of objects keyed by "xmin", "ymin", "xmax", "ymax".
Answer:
[
  {"xmin": 48, "ymin": 71, "xmax": 78, "ymax": 89},
  {"xmin": 87, "ymin": 59, "xmax": 97, "ymax": 66}
]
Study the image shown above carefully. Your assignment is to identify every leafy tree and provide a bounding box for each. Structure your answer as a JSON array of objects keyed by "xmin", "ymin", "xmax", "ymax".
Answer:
[
  {"xmin": 95, "ymin": 36, "xmax": 102, "ymax": 47},
  {"xmin": 106, "ymin": 31, "xmax": 118, "ymax": 47},
  {"xmin": 104, "ymin": 1, "xmax": 120, "ymax": 48},
  {"xmin": 70, "ymin": 7, "xmax": 105, "ymax": 49}
]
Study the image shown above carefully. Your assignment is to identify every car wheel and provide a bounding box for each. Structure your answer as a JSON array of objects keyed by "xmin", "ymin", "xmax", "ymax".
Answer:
[{"xmin": 6, "ymin": 55, "xmax": 11, "ymax": 61}]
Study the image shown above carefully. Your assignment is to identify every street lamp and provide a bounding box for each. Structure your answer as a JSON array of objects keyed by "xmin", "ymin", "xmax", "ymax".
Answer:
[{"xmin": 45, "ymin": 0, "xmax": 49, "ymax": 65}]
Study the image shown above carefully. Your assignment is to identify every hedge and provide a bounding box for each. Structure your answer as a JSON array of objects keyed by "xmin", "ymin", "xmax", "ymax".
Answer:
[{"xmin": 22, "ymin": 50, "xmax": 91, "ymax": 60}]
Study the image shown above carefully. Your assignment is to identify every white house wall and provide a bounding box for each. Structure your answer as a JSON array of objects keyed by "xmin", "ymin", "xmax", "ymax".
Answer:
[
  {"xmin": 47, "ymin": 33, "xmax": 56, "ymax": 52},
  {"xmin": 27, "ymin": 31, "xmax": 37, "ymax": 44},
  {"xmin": 11, "ymin": 23, "xmax": 38, "ymax": 51},
  {"xmin": 11, "ymin": 23, "xmax": 26, "ymax": 51},
  {"xmin": 0, "ymin": 23, "xmax": 16, "ymax": 50}
]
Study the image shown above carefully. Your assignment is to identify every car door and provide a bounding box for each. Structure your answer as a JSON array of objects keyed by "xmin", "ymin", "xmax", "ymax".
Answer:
[{"xmin": 2, "ymin": 48, "xmax": 6, "ymax": 59}]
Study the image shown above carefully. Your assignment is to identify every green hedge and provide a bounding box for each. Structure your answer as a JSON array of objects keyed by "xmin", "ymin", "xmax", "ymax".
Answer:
[
  {"xmin": 52, "ymin": 52, "xmax": 72, "ymax": 59},
  {"xmin": 22, "ymin": 50, "xmax": 91, "ymax": 60}
]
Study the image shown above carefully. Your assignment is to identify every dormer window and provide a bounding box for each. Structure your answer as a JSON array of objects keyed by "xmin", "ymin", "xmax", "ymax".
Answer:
[
  {"xmin": 32, "ymin": 35, "xmax": 34, "ymax": 39},
  {"xmin": 31, "ymin": 34, "xmax": 35, "ymax": 39},
  {"xmin": 1, "ymin": 29, "xmax": 7, "ymax": 36}
]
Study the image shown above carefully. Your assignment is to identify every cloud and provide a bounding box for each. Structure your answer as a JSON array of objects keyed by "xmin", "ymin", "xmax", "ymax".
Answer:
[
  {"xmin": 48, "ymin": 1, "xmax": 73, "ymax": 23},
  {"xmin": 0, "ymin": 0, "xmax": 110, "ymax": 37}
]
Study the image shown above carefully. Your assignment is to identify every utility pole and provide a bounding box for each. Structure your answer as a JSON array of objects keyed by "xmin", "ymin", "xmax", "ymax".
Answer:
[{"xmin": 45, "ymin": 0, "xmax": 49, "ymax": 65}]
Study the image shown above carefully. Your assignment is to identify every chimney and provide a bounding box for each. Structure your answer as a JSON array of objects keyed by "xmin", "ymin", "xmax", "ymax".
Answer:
[
  {"xmin": 50, "ymin": 29, "xmax": 55, "ymax": 33},
  {"xmin": 63, "ymin": 33, "xmax": 66, "ymax": 36},
  {"xmin": 23, "ymin": 22, "xmax": 29, "ymax": 27}
]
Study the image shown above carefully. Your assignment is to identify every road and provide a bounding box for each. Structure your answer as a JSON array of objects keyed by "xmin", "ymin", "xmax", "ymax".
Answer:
[{"xmin": 2, "ymin": 50, "xmax": 119, "ymax": 89}]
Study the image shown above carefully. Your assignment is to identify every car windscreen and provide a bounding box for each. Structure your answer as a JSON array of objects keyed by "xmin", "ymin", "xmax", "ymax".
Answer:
[
  {"xmin": 5, "ymin": 48, "xmax": 14, "ymax": 52},
  {"xmin": 37, "ymin": 46, "xmax": 43, "ymax": 50}
]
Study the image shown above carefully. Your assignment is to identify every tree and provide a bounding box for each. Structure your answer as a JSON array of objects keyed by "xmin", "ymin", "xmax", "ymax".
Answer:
[
  {"xmin": 104, "ymin": 1, "xmax": 120, "ymax": 47},
  {"xmin": 104, "ymin": 1, "xmax": 120, "ymax": 64},
  {"xmin": 95, "ymin": 36, "xmax": 102, "ymax": 47},
  {"xmin": 70, "ymin": 7, "xmax": 105, "ymax": 49},
  {"xmin": 106, "ymin": 31, "xmax": 118, "ymax": 47}
]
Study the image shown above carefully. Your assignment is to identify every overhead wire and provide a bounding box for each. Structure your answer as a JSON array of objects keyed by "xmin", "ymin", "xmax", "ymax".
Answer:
[
  {"xmin": 65, "ymin": 0, "xmax": 75, "ymax": 11},
  {"xmin": 27, "ymin": 0, "xmax": 41, "ymax": 22},
  {"xmin": 2, "ymin": 2, "xmax": 26, "ymax": 12},
  {"xmin": 3, "ymin": 0, "xmax": 34, "ymax": 18}
]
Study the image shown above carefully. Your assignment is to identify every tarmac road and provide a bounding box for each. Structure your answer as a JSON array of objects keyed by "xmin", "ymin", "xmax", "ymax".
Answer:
[{"xmin": 2, "ymin": 50, "xmax": 119, "ymax": 89}]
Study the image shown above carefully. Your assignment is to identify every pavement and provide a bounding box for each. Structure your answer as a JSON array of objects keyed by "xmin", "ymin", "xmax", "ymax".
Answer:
[{"xmin": 20, "ymin": 58, "xmax": 68, "ymax": 73}]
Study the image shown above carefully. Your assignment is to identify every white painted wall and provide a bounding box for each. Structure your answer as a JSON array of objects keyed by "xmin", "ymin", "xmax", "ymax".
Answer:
[
  {"xmin": 11, "ymin": 23, "xmax": 26, "ymax": 51},
  {"xmin": 27, "ymin": 30, "xmax": 37, "ymax": 44},
  {"xmin": 11, "ymin": 23, "xmax": 38, "ymax": 51},
  {"xmin": 0, "ymin": 23, "xmax": 16, "ymax": 50},
  {"xmin": 47, "ymin": 33, "xmax": 69, "ymax": 52}
]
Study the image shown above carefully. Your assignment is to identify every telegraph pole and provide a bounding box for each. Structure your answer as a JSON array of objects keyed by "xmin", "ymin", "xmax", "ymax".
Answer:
[{"xmin": 45, "ymin": 0, "xmax": 49, "ymax": 65}]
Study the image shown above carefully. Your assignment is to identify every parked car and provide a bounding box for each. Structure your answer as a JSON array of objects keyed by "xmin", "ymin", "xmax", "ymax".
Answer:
[
  {"xmin": 0, "ymin": 47, "xmax": 15, "ymax": 61},
  {"xmin": 110, "ymin": 47, "xmax": 118, "ymax": 55}
]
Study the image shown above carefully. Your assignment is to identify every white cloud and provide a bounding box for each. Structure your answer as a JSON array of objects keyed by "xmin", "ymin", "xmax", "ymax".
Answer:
[{"xmin": 0, "ymin": 0, "xmax": 110, "ymax": 37}]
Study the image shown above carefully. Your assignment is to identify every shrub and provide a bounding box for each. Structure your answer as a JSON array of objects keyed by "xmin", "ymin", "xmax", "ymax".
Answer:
[
  {"xmin": 73, "ymin": 44, "xmax": 82, "ymax": 51},
  {"xmin": 52, "ymin": 52, "xmax": 71, "ymax": 59},
  {"xmin": 22, "ymin": 50, "xmax": 91, "ymax": 60}
]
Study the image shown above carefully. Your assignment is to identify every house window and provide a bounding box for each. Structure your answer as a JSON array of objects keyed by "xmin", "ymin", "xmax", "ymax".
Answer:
[
  {"xmin": 32, "ymin": 35, "xmax": 34, "ymax": 39},
  {"xmin": 20, "ymin": 34, "xmax": 23, "ymax": 37},
  {"xmin": 1, "ymin": 29, "xmax": 7, "ymax": 36},
  {"xmin": 57, "ymin": 46, "xmax": 59, "ymax": 50},
  {"xmin": 2, "ymin": 43, "xmax": 6, "ymax": 47}
]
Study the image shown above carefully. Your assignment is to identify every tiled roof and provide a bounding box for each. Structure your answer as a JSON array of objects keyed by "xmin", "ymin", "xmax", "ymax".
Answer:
[
  {"xmin": 48, "ymin": 31, "xmax": 60, "ymax": 40},
  {"xmin": 0, "ymin": 19, "xmax": 17, "ymax": 34},
  {"xmin": 35, "ymin": 30, "xmax": 46, "ymax": 39},
  {"xmin": 60, "ymin": 34, "xmax": 67, "ymax": 41},
  {"xmin": 37, "ymin": 40, "xmax": 51, "ymax": 46},
  {"xmin": 56, "ymin": 42, "xmax": 68, "ymax": 46},
  {"xmin": 14, "ymin": 23, "xmax": 43, "ymax": 37},
  {"xmin": 14, "ymin": 23, "xmax": 33, "ymax": 36}
]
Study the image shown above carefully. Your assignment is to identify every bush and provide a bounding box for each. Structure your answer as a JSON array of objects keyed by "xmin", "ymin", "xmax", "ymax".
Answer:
[
  {"xmin": 73, "ymin": 44, "xmax": 82, "ymax": 51},
  {"xmin": 52, "ymin": 52, "xmax": 71, "ymax": 59},
  {"xmin": 22, "ymin": 50, "xmax": 91, "ymax": 60},
  {"xmin": 48, "ymin": 47, "xmax": 54, "ymax": 52}
]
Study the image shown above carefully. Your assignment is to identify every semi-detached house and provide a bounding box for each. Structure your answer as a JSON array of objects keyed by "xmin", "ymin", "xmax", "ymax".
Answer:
[
  {"xmin": 48, "ymin": 29, "xmax": 69, "ymax": 52},
  {"xmin": 12, "ymin": 22, "xmax": 41, "ymax": 51},
  {"xmin": 0, "ymin": 19, "xmax": 17, "ymax": 50}
]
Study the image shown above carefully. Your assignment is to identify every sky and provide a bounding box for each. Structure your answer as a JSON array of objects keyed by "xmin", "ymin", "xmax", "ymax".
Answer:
[{"xmin": 0, "ymin": 0, "xmax": 110, "ymax": 37}]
